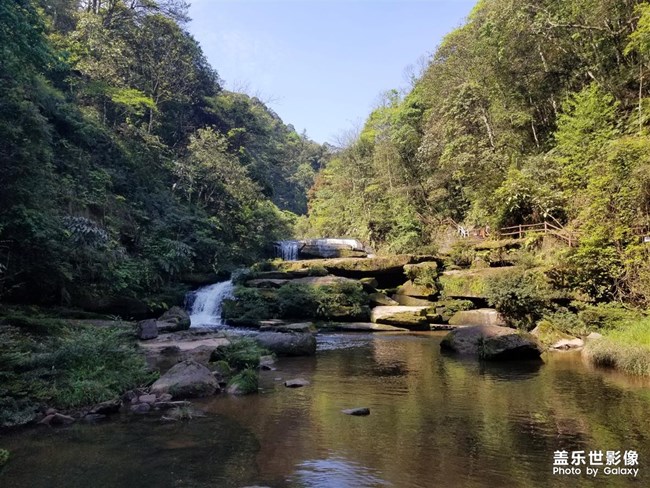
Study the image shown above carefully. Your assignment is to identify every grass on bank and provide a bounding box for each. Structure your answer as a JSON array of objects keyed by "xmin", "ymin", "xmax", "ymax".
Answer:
[
  {"xmin": 0, "ymin": 321, "xmax": 155, "ymax": 427},
  {"xmin": 584, "ymin": 317, "xmax": 650, "ymax": 376}
]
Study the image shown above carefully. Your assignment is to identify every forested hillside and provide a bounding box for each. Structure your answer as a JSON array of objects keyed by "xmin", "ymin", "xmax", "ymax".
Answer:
[
  {"xmin": 0, "ymin": 0, "xmax": 328, "ymax": 312},
  {"xmin": 306, "ymin": 0, "xmax": 650, "ymax": 305}
]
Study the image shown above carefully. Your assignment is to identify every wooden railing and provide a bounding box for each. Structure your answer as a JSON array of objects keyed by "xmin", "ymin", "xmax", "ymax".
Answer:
[{"xmin": 498, "ymin": 221, "xmax": 577, "ymax": 246}]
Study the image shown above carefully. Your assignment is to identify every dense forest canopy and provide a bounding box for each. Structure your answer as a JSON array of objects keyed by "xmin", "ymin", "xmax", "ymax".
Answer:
[
  {"xmin": 305, "ymin": 0, "xmax": 650, "ymax": 306},
  {"xmin": 0, "ymin": 0, "xmax": 330, "ymax": 312}
]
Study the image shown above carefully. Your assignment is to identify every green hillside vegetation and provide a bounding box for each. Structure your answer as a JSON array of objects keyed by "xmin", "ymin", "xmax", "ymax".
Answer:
[
  {"xmin": 306, "ymin": 0, "xmax": 650, "ymax": 309},
  {"xmin": 0, "ymin": 0, "xmax": 329, "ymax": 315}
]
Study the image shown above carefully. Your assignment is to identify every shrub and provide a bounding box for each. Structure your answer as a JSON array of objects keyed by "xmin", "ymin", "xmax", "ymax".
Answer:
[
  {"xmin": 221, "ymin": 286, "xmax": 279, "ymax": 323},
  {"xmin": 485, "ymin": 269, "xmax": 552, "ymax": 329},
  {"xmin": 227, "ymin": 368, "xmax": 259, "ymax": 394},
  {"xmin": 0, "ymin": 449, "xmax": 9, "ymax": 468},
  {"xmin": 447, "ymin": 240, "xmax": 475, "ymax": 268},
  {"xmin": 42, "ymin": 327, "xmax": 156, "ymax": 407},
  {"xmin": 211, "ymin": 338, "xmax": 269, "ymax": 370},
  {"xmin": 577, "ymin": 303, "xmax": 643, "ymax": 330}
]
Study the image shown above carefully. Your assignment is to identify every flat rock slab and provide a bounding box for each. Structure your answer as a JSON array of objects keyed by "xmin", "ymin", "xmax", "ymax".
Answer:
[
  {"xmin": 325, "ymin": 322, "xmax": 408, "ymax": 332},
  {"xmin": 254, "ymin": 332, "xmax": 317, "ymax": 356},
  {"xmin": 441, "ymin": 325, "xmax": 542, "ymax": 360},
  {"xmin": 279, "ymin": 255, "xmax": 437, "ymax": 277},
  {"xmin": 284, "ymin": 378, "xmax": 310, "ymax": 388},
  {"xmin": 448, "ymin": 308, "xmax": 505, "ymax": 327},
  {"xmin": 246, "ymin": 278, "xmax": 289, "ymax": 288},
  {"xmin": 342, "ymin": 407, "xmax": 370, "ymax": 416},
  {"xmin": 550, "ymin": 338, "xmax": 585, "ymax": 350},
  {"xmin": 371, "ymin": 306, "xmax": 430, "ymax": 330},
  {"xmin": 259, "ymin": 321, "xmax": 314, "ymax": 333}
]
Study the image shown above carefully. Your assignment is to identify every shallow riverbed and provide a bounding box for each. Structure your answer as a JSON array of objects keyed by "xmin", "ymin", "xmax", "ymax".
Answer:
[{"xmin": 3, "ymin": 332, "xmax": 650, "ymax": 487}]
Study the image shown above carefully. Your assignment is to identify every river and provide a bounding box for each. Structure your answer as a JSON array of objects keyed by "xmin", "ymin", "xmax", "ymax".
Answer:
[{"xmin": 2, "ymin": 331, "xmax": 650, "ymax": 487}]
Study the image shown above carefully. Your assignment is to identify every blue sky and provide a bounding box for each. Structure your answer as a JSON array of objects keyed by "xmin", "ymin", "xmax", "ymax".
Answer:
[{"xmin": 188, "ymin": 0, "xmax": 476, "ymax": 144}]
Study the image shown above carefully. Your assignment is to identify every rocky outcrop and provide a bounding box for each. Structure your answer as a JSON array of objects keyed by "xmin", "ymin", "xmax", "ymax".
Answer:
[
  {"xmin": 139, "ymin": 329, "xmax": 230, "ymax": 372},
  {"xmin": 150, "ymin": 359, "xmax": 219, "ymax": 398},
  {"xmin": 158, "ymin": 306, "xmax": 191, "ymax": 332},
  {"xmin": 439, "ymin": 267, "xmax": 520, "ymax": 299},
  {"xmin": 440, "ymin": 325, "xmax": 542, "ymax": 360},
  {"xmin": 395, "ymin": 280, "xmax": 438, "ymax": 299},
  {"xmin": 392, "ymin": 295, "xmax": 436, "ymax": 307},
  {"xmin": 278, "ymin": 255, "xmax": 436, "ymax": 285},
  {"xmin": 254, "ymin": 332, "xmax": 317, "ymax": 356},
  {"xmin": 448, "ymin": 308, "xmax": 505, "ymax": 327},
  {"xmin": 370, "ymin": 306, "xmax": 430, "ymax": 330},
  {"xmin": 369, "ymin": 292, "xmax": 399, "ymax": 306}
]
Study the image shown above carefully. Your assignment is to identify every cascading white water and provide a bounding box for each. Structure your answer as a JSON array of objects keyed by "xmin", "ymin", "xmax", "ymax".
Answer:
[
  {"xmin": 188, "ymin": 280, "xmax": 234, "ymax": 327},
  {"xmin": 276, "ymin": 240, "xmax": 299, "ymax": 261}
]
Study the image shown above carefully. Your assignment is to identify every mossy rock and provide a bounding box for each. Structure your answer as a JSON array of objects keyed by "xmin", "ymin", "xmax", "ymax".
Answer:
[
  {"xmin": 277, "ymin": 255, "xmax": 438, "ymax": 277},
  {"xmin": 439, "ymin": 267, "xmax": 522, "ymax": 299},
  {"xmin": 530, "ymin": 320, "xmax": 575, "ymax": 347}
]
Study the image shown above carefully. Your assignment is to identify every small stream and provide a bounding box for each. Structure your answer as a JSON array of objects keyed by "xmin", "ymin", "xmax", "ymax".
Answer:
[{"xmin": 3, "ymin": 332, "xmax": 650, "ymax": 487}]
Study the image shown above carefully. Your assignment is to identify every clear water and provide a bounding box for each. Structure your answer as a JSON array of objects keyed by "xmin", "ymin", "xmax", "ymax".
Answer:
[
  {"xmin": 3, "ymin": 332, "xmax": 650, "ymax": 487},
  {"xmin": 188, "ymin": 280, "xmax": 234, "ymax": 327}
]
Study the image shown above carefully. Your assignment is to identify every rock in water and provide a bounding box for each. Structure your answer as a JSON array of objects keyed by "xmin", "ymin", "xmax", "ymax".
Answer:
[
  {"xmin": 150, "ymin": 359, "xmax": 219, "ymax": 398},
  {"xmin": 158, "ymin": 306, "xmax": 191, "ymax": 332},
  {"xmin": 440, "ymin": 325, "xmax": 542, "ymax": 360},
  {"xmin": 284, "ymin": 378, "xmax": 310, "ymax": 388},
  {"xmin": 342, "ymin": 407, "xmax": 370, "ymax": 416},
  {"xmin": 254, "ymin": 332, "xmax": 316, "ymax": 356},
  {"xmin": 370, "ymin": 306, "xmax": 430, "ymax": 330}
]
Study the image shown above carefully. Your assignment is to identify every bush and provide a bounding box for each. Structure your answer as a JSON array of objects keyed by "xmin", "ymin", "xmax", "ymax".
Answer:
[
  {"xmin": 277, "ymin": 282, "xmax": 369, "ymax": 320},
  {"xmin": 0, "ymin": 449, "xmax": 9, "ymax": 468},
  {"xmin": 42, "ymin": 327, "xmax": 156, "ymax": 407},
  {"xmin": 221, "ymin": 287, "xmax": 279, "ymax": 324},
  {"xmin": 227, "ymin": 368, "xmax": 259, "ymax": 394},
  {"xmin": 447, "ymin": 241, "xmax": 475, "ymax": 268},
  {"xmin": 577, "ymin": 303, "xmax": 643, "ymax": 330},
  {"xmin": 485, "ymin": 269, "xmax": 552, "ymax": 329},
  {"xmin": 211, "ymin": 338, "xmax": 269, "ymax": 370}
]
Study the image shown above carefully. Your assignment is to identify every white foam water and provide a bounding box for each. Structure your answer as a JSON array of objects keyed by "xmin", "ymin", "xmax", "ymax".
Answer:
[{"xmin": 188, "ymin": 280, "xmax": 234, "ymax": 327}]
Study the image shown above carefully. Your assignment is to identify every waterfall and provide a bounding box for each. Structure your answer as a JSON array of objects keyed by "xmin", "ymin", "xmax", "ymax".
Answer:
[
  {"xmin": 188, "ymin": 280, "xmax": 234, "ymax": 327},
  {"xmin": 276, "ymin": 240, "xmax": 299, "ymax": 261}
]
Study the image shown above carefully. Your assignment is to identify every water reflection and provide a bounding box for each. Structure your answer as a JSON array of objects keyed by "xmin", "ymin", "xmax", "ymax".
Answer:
[
  {"xmin": 3, "ymin": 332, "xmax": 650, "ymax": 488},
  {"xmin": 288, "ymin": 457, "xmax": 392, "ymax": 488}
]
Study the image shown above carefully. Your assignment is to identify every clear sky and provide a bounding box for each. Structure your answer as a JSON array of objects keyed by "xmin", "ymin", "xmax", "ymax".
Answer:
[{"xmin": 188, "ymin": 0, "xmax": 476, "ymax": 144}]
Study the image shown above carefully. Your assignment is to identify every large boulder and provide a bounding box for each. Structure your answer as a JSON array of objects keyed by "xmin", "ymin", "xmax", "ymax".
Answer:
[
  {"xmin": 254, "ymin": 332, "xmax": 317, "ymax": 356},
  {"xmin": 403, "ymin": 261, "xmax": 439, "ymax": 281},
  {"xmin": 391, "ymin": 295, "xmax": 436, "ymax": 307},
  {"xmin": 137, "ymin": 319, "xmax": 159, "ymax": 340},
  {"xmin": 150, "ymin": 359, "xmax": 219, "ymax": 398},
  {"xmin": 448, "ymin": 308, "xmax": 505, "ymax": 327},
  {"xmin": 370, "ymin": 306, "xmax": 430, "ymax": 331},
  {"xmin": 395, "ymin": 280, "xmax": 438, "ymax": 299},
  {"xmin": 158, "ymin": 306, "xmax": 191, "ymax": 332},
  {"xmin": 440, "ymin": 325, "xmax": 542, "ymax": 360}
]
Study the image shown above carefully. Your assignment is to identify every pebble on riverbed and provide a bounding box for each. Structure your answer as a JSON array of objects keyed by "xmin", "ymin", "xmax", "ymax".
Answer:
[{"xmin": 341, "ymin": 408, "xmax": 370, "ymax": 416}]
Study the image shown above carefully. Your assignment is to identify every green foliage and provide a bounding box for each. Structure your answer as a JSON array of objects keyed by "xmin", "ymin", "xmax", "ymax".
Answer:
[
  {"xmin": 0, "ymin": 449, "xmax": 9, "ymax": 468},
  {"xmin": 222, "ymin": 287, "xmax": 278, "ymax": 324},
  {"xmin": 578, "ymin": 303, "xmax": 644, "ymax": 331},
  {"xmin": 584, "ymin": 317, "xmax": 650, "ymax": 376},
  {"xmin": 277, "ymin": 282, "xmax": 370, "ymax": 320},
  {"xmin": 485, "ymin": 269, "xmax": 552, "ymax": 329},
  {"xmin": 0, "ymin": 323, "xmax": 154, "ymax": 425},
  {"xmin": 211, "ymin": 338, "xmax": 269, "ymax": 371},
  {"xmin": 227, "ymin": 368, "xmax": 259, "ymax": 395},
  {"xmin": 1, "ymin": 1, "xmax": 326, "ymax": 309}
]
